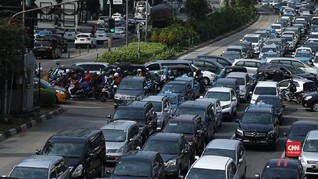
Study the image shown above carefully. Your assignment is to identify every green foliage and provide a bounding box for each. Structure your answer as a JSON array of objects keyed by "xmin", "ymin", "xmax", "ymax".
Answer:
[
  {"xmin": 96, "ymin": 42, "xmax": 176, "ymax": 64},
  {"xmin": 34, "ymin": 88, "xmax": 56, "ymax": 108},
  {"xmin": 185, "ymin": 0, "xmax": 210, "ymax": 20}
]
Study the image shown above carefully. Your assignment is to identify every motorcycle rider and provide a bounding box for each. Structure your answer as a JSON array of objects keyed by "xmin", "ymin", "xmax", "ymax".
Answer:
[
  {"xmin": 195, "ymin": 69, "xmax": 205, "ymax": 93},
  {"xmin": 285, "ymin": 78, "xmax": 297, "ymax": 102},
  {"xmin": 136, "ymin": 69, "xmax": 143, "ymax": 76}
]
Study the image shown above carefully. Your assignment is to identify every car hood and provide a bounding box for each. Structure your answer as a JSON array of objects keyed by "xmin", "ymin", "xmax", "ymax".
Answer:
[
  {"xmin": 106, "ymin": 141, "xmax": 126, "ymax": 150},
  {"xmin": 302, "ymin": 151, "xmax": 318, "ymax": 160},
  {"xmin": 239, "ymin": 123, "xmax": 273, "ymax": 132},
  {"xmin": 220, "ymin": 100, "xmax": 231, "ymax": 106},
  {"xmin": 63, "ymin": 157, "xmax": 82, "ymax": 167},
  {"xmin": 160, "ymin": 91, "xmax": 184, "ymax": 97},
  {"xmin": 116, "ymin": 89, "xmax": 143, "ymax": 97},
  {"xmin": 161, "ymin": 154, "xmax": 178, "ymax": 162}
]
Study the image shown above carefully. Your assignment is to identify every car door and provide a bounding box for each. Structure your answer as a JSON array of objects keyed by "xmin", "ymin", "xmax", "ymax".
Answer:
[
  {"xmin": 192, "ymin": 79, "xmax": 200, "ymax": 97},
  {"xmin": 162, "ymin": 99, "xmax": 172, "ymax": 125},
  {"xmin": 127, "ymin": 125, "xmax": 140, "ymax": 151},
  {"xmin": 195, "ymin": 119, "xmax": 206, "ymax": 151},
  {"xmin": 179, "ymin": 136, "xmax": 191, "ymax": 171},
  {"xmin": 228, "ymin": 161, "xmax": 239, "ymax": 179},
  {"xmin": 237, "ymin": 143, "xmax": 246, "ymax": 179}
]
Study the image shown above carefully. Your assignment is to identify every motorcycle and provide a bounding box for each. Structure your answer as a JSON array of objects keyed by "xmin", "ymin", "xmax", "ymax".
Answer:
[
  {"xmin": 99, "ymin": 85, "xmax": 116, "ymax": 102},
  {"xmin": 281, "ymin": 89, "xmax": 303, "ymax": 103}
]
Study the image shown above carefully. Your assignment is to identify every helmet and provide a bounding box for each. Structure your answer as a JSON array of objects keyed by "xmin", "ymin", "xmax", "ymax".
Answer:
[
  {"xmin": 116, "ymin": 67, "xmax": 121, "ymax": 71},
  {"xmin": 114, "ymin": 73, "xmax": 119, "ymax": 77},
  {"xmin": 137, "ymin": 69, "xmax": 142, "ymax": 72},
  {"xmin": 65, "ymin": 69, "xmax": 71, "ymax": 73}
]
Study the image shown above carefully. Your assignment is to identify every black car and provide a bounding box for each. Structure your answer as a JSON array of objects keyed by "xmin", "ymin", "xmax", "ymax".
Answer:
[
  {"xmin": 196, "ymin": 55, "xmax": 233, "ymax": 67},
  {"xmin": 110, "ymin": 101, "xmax": 158, "ymax": 143},
  {"xmin": 302, "ymin": 91, "xmax": 318, "ymax": 112},
  {"xmin": 159, "ymin": 80, "xmax": 194, "ymax": 101},
  {"xmin": 255, "ymin": 158, "xmax": 305, "ymax": 179},
  {"xmin": 46, "ymin": 34, "xmax": 69, "ymax": 52},
  {"xmin": 111, "ymin": 151, "xmax": 165, "ymax": 179},
  {"xmin": 284, "ymin": 120, "xmax": 318, "ymax": 156},
  {"xmin": 174, "ymin": 100, "xmax": 216, "ymax": 141},
  {"xmin": 184, "ymin": 58, "xmax": 224, "ymax": 74},
  {"xmin": 235, "ymin": 104, "xmax": 279, "ymax": 150},
  {"xmin": 162, "ymin": 115, "xmax": 208, "ymax": 159},
  {"xmin": 113, "ymin": 76, "xmax": 148, "ymax": 108},
  {"xmin": 142, "ymin": 133, "xmax": 192, "ymax": 178},
  {"xmin": 36, "ymin": 128, "xmax": 106, "ymax": 179},
  {"xmin": 255, "ymin": 95, "xmax": 285, "ymax": 124},
  {"xmin": 33, "ymin": 39, "xmax": 62, "ymax": 59},
  {"xmin": 214, "ymin": 66, "xmax": 248, "ymax": 82}
]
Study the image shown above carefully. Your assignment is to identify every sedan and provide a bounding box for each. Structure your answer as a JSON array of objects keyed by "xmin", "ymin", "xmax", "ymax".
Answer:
[
  {"xmin": 34, "ymin": 77, "xmax": 69, "ymax": 103},
  {"xmin": 159, "ymin": 80, "xmax": 194, "ymax": 101}
]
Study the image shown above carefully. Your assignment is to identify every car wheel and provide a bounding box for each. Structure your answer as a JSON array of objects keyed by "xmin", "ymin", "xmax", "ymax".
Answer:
[
  {"xmin": 312, "ymin": 102, "xmax": 318, "ymax": 112},
  {"xmin": 203, "ymin": 77, "xmax": 210, "ymax": 85}
]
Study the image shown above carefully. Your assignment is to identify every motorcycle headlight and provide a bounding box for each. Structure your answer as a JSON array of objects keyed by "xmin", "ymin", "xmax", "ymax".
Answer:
[
  {"xmin": 165, "ymin": 159, "xmax": 176, "ymax": 167},
  {"xmin": 236, "ymin": 129, "xmax": 244, "ymax": 136},
  {"xmin": 55, "ymin": 89, "xmax": 65, "ymax": 94},
  {"xmin": 71, "ymin": 164, "xmax": 83, "ymax": 177},
  {"xmin": 114, "ymin": 94, "xmax": 120, "ymax": 99},
  {"xmin": 304, "ymin": 96, "xmax": 312, "ymax": 100}
]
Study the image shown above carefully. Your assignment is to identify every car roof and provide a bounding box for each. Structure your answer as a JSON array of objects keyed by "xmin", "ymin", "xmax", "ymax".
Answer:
[
  {"xmin": 215, "ymin": 78, "xmax": 237, "ymax": 83},
  {"xmin": 255, "ymin": 81, "xmax": 277, "ymax": 87},
  {"xmin": 246, "ymin": 104, "xmax": 273, "ymax": 113},
  {"xmin": 166, "ymin": 80, "xmax": 188, "ymax": 85},
  {"xmin": 101, "ymin": 120, "xmax": 137, "ymax": 130},
  {"xmin": 193, "ymin": 155, "xmax": 233, "ymax": 170},
  {"xmin": 207, "ymin": 87, "xmax": 232, "ymax": 92},
  {"xmin": 142, "ymin": 95, "xmax": 167, "ymax": 102},
  {"xmin": 122, "ymin": 75, "xmax": 145, "ymax": 81},
  {"xmin": 72, "ymin": 62, "xmax": 109, "ymax": 66},
  {"xmin": 120, "ymin": 151, "xmax": 158, "ymax": 162},
  {"xmin": 206, "ymin": 139, "xmax": 240, "ymax": 150},
  {"xmin": 265, "ymin": 158, "xmax": 300, "ymax": 169},
  {"xmin": 16, "ymin": 155, "xmax": 63, "ymax": 169},
  {"xmin": 148, "ymin": 132, "xmax": 182, "ymax": 142},
  {"xmin": 50, "ymin": 128, "xmax": 101, "ymax": 142},
  {"xmin": 263, "ymin": 44, "xmax": 278, "ymax": 48},
  {"xmin": 306, "ymin": 130, "xmax": 318, "ymax": 140},
  {"xmin": 293, "ymin": 120, "xmax": 318, "ymax": 126},
  {"xmin": 178, "ymin": 100, "xmax": 212, "ymax": 108},
  {"xmin": 244, "ymin": 34, "xmax": 261, "ymax": 37},
  {"xmin": 234, "ymin": 58, "xmax": 260, "ymax": 63},
  {"xmin": 267, "ymin": 57, "xmax": 301, "ymax": 62},
  {"xmin": 195, "ymin": 98, "xmax": 220, "ymax": 104},
  {"xmin": 170, "ymin": 114, "xmax": 199, "ymax": 124},
  {"xmin": 226, "ymin": 72, "xmax": 248, "ymax": 78}
]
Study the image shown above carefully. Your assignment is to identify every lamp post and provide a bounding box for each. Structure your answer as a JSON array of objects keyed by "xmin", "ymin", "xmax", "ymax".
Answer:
[
  {"xmin": 126, "ymin": 0, "xmax": 128, "ymax": 46},
  {"xmin": 145, "ymin": 0, "xmax": 148, "ymax": 42}
]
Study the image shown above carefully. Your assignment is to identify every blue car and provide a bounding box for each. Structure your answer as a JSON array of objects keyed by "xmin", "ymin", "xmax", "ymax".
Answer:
[
  {"xmin": 259, "ymin": 50, "xmax": 280, "ymax": 62},
  {"xmin": 294, "ymin": 47, "xmax": 313, "ymax": 63},
  {"xmin": 157, "ymin": 93, "xmax": 183, "ymax": 112},
  {"xmin": 174, "ymin": 76, "xmax": 201, "ymax": 98}
]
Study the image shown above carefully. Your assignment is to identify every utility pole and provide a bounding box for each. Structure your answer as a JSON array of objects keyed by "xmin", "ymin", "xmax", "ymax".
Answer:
[
  {"xmin": 145, "ymin": 0, "xmax": 148, "ymax": 42},
  {"xmin": 126, "ymin": 0, "xmax": 128, "ymax": 46}
]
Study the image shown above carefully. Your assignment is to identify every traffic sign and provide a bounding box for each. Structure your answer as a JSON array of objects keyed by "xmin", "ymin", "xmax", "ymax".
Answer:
[
  {"xmin": 113, "ymin": 0, "xmax": 123, "ymax": 5},
  {"xmin": 286, "ymin": 141, "xmax": 302, "ymax": 157},
  {"xmin": 61, "ymin": 0, "xmax": 80, "ymax": 15},
  {"xmin": 34, "ymin": 0, "xmax": 57, "ymax": 14}
]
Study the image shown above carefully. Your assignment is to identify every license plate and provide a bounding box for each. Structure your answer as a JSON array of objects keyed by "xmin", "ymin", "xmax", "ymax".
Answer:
[{"xmin": 80, "ymin": 39, "xmax": 84, "ymax": 41}]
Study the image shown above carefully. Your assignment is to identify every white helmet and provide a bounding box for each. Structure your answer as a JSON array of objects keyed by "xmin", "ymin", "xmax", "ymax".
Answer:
[{"xmin": 114, "ymin": 73, "xmax": 119, "ymax": 77}]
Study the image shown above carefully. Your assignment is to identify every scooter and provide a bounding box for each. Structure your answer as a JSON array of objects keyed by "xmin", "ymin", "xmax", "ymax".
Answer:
[{"xmin": 99, "ymin": 85, "xmax": 116, "ymax": 102}]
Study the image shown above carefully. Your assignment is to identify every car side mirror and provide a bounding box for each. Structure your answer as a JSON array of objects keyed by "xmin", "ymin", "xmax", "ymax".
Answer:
[
  {"xmin": 232, "ymin": 97, "xmax": 237, "ymax": 101},
  {"xmin": 255, "ymin": 173, "xmax": 260, "ymax": 179},
  {"xmin": 35, "ymin": 149, "xmax": 42, "ymax": 155},
  {"xmin": 107, "ymin": 115, "xmax": 112, "ymax": 119},
  {"xmin": 238, "ymin": 158, "xmax": 244, "ymax": 164},
  {"xmin": 136, "ymin": 146, "xmax": 141, "ymax": 150},
  {"xmin": 235, "ymin": 119, "xmax": 240, "ymax": 123}
]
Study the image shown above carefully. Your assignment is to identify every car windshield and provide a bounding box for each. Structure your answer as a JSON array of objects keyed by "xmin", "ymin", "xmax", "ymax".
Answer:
[
  {"xmin": 119, "ymin": 80, "xmax": 143, "ymax": 90},
  {"xmin": 113, "ymin": 161, "xmax": 150, "ymax": 177},
  {"xmin": 205, "ymin": 92, "xmax": 230, "ymax": 101},
  {"xmin": 113, "ymin": 109, "xmax": 144, "ymax": 120},
  {"xmin": 271, "ymin": 25, "xmax": 281, "ymax": 29},
  {"xmin": 303, "ymin": 140, "xmax": 318, "ymax": 152},
  {"xmin": 254, "ymin": 87, "xmax": 277, "ymax": 95},
  {"xmin": 282, "ymin": 36, "xmax": 293, "ymax": 41},
  {"xmin": 295, "ymin": 51, "xmax": 312, "ymax": 57},
  {"xmin": 102, "ymin": 129, "xmax": 126, "ymax": 142},
  {"xmin": 186, "ymin": 168, "xmax": 225, "ymax": 179},
  {"xmin": 256, "ymin": 98, "xmax": 280, "ymax": 107},
  {"xmin": 227, "ymin": 77, "xmax": 245, "ymax": 85},
  {"xmin": 143, "ymin": 140, "xmax": 178, "ymax": 154},
  {"xmin": 214, "ymin": 82, "xmax": 234, "ymax": 89},
  {"xmin": 290, "ymin": 125, "xmax": 318, "ymax": 137},
  {"xmin": 262, "ymin": 168, "xmax": 300, "ymax": 179},
  {"xmin": 175, "ymin": 107, "xmax": 206, "ymax": 119},
  {"xmin": 262, "ymin": 47, "xmax": 277, "ymax": 53},
  {"xmin": 243, "ymin": 36, "xmax": 258, "ymax": 43},
  {"xmin": 42, "ymin": 142, "xmax": 84, "ymax": 158},
  {"xmin": 222, "ymin": 52, "xmax": 241, "ymax": 60},
  {"xmin": 163, "ymin": 122, "xmax": 194, "ymax": 134},
  {"xmin": 10, "ymin": 167, "xmax": 48, "ymax": 179},
  {"xmin": 241, "ymin": 112, "xmax": 272, "ymax": 124},
  {"xmin": 161, "ymin": 84, "xmax": 185, "ymax": 93},
  {"xmin": 202, "ymin": 148, "xmax": 236, "ymax": 162}
]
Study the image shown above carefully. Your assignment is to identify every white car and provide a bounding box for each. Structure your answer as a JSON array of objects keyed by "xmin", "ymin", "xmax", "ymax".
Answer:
[
  {"xmin": 74, "ymin": 33, "xmax": 97, "ymax": 48},
  {"xmin": 299, "ymin": 130, "xmax": 318, "ymax": 177},
  {"xmin": 112, "ymin": 27, "xmax": 126, "ymax": 39},
  {"xmin": 250, "ymin": 81, "xmax": 280, "ymax": 104},
  {"xmin": 314, "ymin": 52, "xmax": 318, "ymax": 67},
  {"xmin": 270, "ymin": 23, "xmax": 284, "ymax": 36},
  {"xmin": 232, "ymin": 59, "xmax": 261, "ymax": 77},
  {"xmin": 63, "ymin": 28, "xmax": 78, "ymax": 41},
  {"xmin": 185, "ymin": 155, "xmax": 239, "ymax": 179},
  {"xmin": 241, "ymin": 34, "xmax": 264, "ymax": 54},
  {"xmin": 204, "ymin": 87, "xmax": 238, "ymax": 121},
  {"xmin": 95, "ymin": 28, "xmax": 108, "ymax": 44},
  {"xmin": 112, "ymin": 12, "xmax": 122, "ymax": 21}
]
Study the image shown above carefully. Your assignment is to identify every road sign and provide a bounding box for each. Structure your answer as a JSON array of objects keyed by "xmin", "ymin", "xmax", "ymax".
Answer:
[
  {"xmin": 286, "ymin": 141, "xmax": 302, "ymax": 157},
  {"xmin": 61, "ymin": 0, "xmax": 80, "ymax": 15},
  {"xmin": 34, "ymin": 0, "xmax": 57, "ymax": 14},
  {"xmin": 113, "ymin": 0, "xmax": 123, "ymax": 5}
]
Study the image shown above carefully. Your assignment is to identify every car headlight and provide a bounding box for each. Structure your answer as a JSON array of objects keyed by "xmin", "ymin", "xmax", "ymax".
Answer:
[
  {"xmin": 223, "ymin": 104, "xmax": 231, "ymax": 109},
  {"xmin": 236, "ymin": 129, "xmax": 244, "ymax": 136},
  {"xmin": 304, "ymin": 96, "xmax": 312, "ymax": 100},
  {"xmin": 71, "ymin": 164, "xmax": 83, "ymax": 177},
  {"xmin": 165, "ymin": 159, "xmax": 176, "ymax": 167},
  {"xmin": 211, "ymin": 73, "xmax": 215, "ymax": 77},
  {"xmin": 114, "ymin": 94, "xmax": 120, "ymax": 100},
  {"xmin": 55, "ymin": 89, "xmax": 65, "ymax": 94}
]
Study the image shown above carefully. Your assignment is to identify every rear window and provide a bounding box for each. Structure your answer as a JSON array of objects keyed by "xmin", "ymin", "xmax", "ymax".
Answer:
[
  {"xmin": 254, "ymin": 87, "xmax": 277, "ymax": 95},
  {"xmin": 34, "ymin": 41, "xmax": 50, "ymax": 46},
  {"xmin": 77, "ymin": 34, "xmax": 89, "ymax": 38}
]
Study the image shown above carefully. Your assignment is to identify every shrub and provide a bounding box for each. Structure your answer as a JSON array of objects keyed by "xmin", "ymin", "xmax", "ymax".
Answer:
[{"xmin": 34, "ymin": 88, "xmax": 56, "ymax": 107}]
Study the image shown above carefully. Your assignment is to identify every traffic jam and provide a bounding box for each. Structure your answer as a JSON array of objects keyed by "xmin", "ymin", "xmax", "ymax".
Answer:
[{"xmin": 4, "ymin": 1, "xmax": 318, "ymax": 179}]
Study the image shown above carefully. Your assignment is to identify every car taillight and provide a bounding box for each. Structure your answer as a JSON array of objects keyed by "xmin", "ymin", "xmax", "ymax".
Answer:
[{"xmin": 47, "ymin": 46, "xmax": 53, "ymax": 52}]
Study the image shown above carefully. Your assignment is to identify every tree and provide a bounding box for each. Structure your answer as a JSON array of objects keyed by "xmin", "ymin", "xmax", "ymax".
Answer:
[{"xmin": 185, "ymin": 0, "xmax": 209, "ymax": 20}]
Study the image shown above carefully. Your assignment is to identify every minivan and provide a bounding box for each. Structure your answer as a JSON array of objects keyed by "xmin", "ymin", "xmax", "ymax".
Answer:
[{"xmin": 226, "ymin": 72, "xmax": 252, "ymax": 102}]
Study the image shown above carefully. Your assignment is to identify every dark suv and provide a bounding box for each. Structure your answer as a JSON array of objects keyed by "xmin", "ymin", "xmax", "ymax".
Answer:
[
  {"xmin": 110, "ymin": 101, "xmax": 158, "ymax": 143},
  {"xmin": 163, "ymin": 115, "xmax": 208, "ymax": 158},
  {"xmin": 33, "ymin": 39, "xmax": 62, "ymax": 59},
  {"xmin": 113, "ymin": 76, "xmax": 148, "ymax": 108},
  {"xmin": 36, "ymin": 128, "xmax": 106, "ymax": 179},
  {"xmin": 235, "ymin": 104, "xmax": 279, "ymax": 150}
]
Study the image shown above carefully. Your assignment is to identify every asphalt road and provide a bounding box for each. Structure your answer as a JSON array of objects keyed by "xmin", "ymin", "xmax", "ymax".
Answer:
[{"xmin": 0, "ymin": 4, "xmax": 316, "ymax": 179}]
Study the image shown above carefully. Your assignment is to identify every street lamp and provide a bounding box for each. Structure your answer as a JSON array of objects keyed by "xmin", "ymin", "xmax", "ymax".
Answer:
[{"xmin": 125, "ymin": 0, "xmax": 128, "ymax": 46}]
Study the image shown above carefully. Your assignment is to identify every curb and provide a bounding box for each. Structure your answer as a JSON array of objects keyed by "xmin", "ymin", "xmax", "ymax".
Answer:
[{"xmin": 0, "ymin": 107, "xmax": 64, "ymax": 142}]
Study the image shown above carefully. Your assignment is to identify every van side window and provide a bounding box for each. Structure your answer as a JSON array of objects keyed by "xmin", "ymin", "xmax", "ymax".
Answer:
[{"xmin": 147, "ymin": 64, "xmax": 160, "ymax": 71}]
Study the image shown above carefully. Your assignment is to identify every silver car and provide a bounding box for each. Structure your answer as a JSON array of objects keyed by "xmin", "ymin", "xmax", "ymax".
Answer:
[
  {"xmin": 9, "ymin": 155, "xmax": 70, "ymax": 179},
  {"xmin": 299, "ymin": 130, "xmax": 318, "ymax": 177},
  {"xmin": 201, "ymin": 139, "xmax": 247, "ymax": 179},
  {"xmin": 101, "ymin": 120, "xmax": 143, "ymax": 163}
]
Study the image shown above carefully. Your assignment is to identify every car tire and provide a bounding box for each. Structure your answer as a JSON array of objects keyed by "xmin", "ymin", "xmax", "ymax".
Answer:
[
  {"xmin": 312, "ymin": 102, "xmax": 318, "ymax": 112},
  {"xmin": 203, "ymin": 77, "xmax": 210, "ymax": 85}
]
